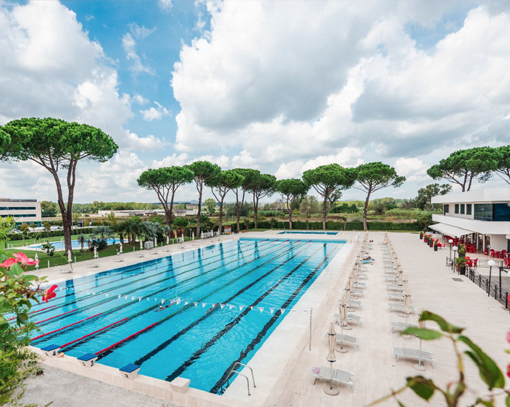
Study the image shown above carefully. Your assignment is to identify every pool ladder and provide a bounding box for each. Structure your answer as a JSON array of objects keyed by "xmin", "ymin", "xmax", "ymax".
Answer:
[{"xmin": 226, "ymin": 362, "xmax": 256, "ymax": 396}]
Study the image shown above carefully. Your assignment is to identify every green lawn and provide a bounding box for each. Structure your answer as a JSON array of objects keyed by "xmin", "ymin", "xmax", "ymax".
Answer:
[{"xmin": 4, "ymin": 237, "xmax": 192, "ymax": 271}]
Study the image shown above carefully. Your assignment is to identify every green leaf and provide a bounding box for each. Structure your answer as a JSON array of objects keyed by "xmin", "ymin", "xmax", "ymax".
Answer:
[
  {"xmin": 398, "ymin": 402, "xmax": 406, "ymax": 407},
  {"xmin": 506, "ymin": 393, "xmax": 510, "ymax": 407},
  {"xmin": 475, "ymin": 398, "xmax": 495, "ymax": 407},
  {"xmin": 458, "ymin": 335, "xmax": 505, "ymax": 389},
  {"xmin": 406, "ymin": 377, "xmax": 436, "ymax": 401},
  {"xmin": 420, "ymin": 311, "xmax": 464, "ymax": 334},
  {"xmin": 401, "ymin": 327, "xmax": 442, "ymax": 340}
]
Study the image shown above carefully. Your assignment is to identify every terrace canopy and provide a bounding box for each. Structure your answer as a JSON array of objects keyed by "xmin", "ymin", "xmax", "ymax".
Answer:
[{"xmin": 429, "ymin": 223, "xmax": 473, "ymax": 238}]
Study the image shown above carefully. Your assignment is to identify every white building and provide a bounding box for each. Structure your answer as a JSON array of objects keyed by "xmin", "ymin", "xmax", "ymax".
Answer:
[
  {"xmin": 0, "ymin": 198, "xmax": 42, "ymax": 225},
  {"xmin": 431, "ymin": 188, "xmax": 510, "ymax": 252}
]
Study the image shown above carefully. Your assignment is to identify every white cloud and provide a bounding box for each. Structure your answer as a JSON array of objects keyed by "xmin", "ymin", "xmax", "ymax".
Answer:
[
  {"xmin": 122, "ymin": 32, "xmax": 154, "ymax": 76},
  {"xmin": 124, "ymin": 131, "xmax": 167, "ymax": 152},
  {"xmin": 128, "ymin": 22, "xmax": 156, "ymax": 39},
  {"xmin": 140, "ymin": 101, "xmax": 171, "ymax": 121},
  {"xmin": 171, "ymin": 1, "xmax": 510, "ymax": 196},
  {"xmin": 158, "ymin": 0, "xmax": 173, "ymax": 12},
  {"xmin": 132, "ymin": 94, "xmax": 149, "ymax": 105}
]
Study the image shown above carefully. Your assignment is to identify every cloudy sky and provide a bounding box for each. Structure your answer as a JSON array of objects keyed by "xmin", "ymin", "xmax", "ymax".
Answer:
[{"xmin": 1, "ymin": 0, "xmax": 510, "ymax": 204}]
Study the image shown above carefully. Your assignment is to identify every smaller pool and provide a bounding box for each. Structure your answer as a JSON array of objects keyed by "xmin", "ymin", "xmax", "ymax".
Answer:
[
  {"xmin": 29, "ymin": 238, "xmax": 121, "ymax": 251},
  {"xmin": 278, "ymin": 231, "xmax": 338, "ymax": 235}
]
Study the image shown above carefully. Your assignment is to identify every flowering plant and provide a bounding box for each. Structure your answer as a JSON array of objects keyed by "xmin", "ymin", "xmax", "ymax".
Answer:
[{"xmin": 0, "ymin": 252, "xmax": 47, "ymax": 355}]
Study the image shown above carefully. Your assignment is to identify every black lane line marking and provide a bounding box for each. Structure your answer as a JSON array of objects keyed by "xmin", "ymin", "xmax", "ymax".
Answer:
[
  {"xmin": 34, "ymin": 240, "xmax": 277, "ymax": 327},
  {"xmin": 61, "ymin": 240, "xmax": 300, "ymax": 354},
  {"xmin": 35, "ymin": 242, "xmax": 234, "ymax": 305},
  {"xmin": 94, "ymin": 241, "xmax": 307, "ymax": 360},
  {"xmin": 210, "ymin": 243, "xmax": 340, "ymax": 394},
  {"xmin": 163, "ymin": 243, "xmax": 329, "ymax": 382},
  {"xmin": 32, "ymin": 241, "xmax": 257, "ymax": 317},
  {"xmin": 132, "ymin": 242, "xmax": 312, "ymax": 366}
]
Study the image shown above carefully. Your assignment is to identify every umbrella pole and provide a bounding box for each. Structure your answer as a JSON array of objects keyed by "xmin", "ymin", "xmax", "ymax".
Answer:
[
  {"xmin": 338, "ymin": 324, "xmax": 348, "ymax": 353},
  {"xmin": 414, "ymin": 338, "xmax": 426, "ymax": 371}
]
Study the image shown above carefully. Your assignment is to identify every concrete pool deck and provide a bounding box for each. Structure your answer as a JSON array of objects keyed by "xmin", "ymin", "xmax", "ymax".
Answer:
[{"xmin": 19, "ymin": 231, "xmax": 510, "ymax": 406}]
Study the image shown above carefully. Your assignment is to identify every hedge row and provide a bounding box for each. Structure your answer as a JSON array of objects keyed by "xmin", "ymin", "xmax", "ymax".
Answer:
[
  {"xmin": 223, "ymin": 220, "xmax": 422, "ymax": 232},
  {"xmin": 6, "ymin": 227, "xmax": 95, "ymax": 241}
]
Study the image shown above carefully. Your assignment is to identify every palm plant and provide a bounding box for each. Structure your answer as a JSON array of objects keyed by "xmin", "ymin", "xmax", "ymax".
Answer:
[
  {"xmin": 77, "ymin": 234, "xmax": 87, "ymax": 252},
  {"xmin": 90, "ymin": 226, "xmax": 113, "ymax": 242}
]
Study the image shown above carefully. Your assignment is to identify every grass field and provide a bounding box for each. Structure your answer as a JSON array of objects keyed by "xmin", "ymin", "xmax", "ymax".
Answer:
[{"xmin": 4, "ymin": 237, "xmax": 192, "ymax": 272}]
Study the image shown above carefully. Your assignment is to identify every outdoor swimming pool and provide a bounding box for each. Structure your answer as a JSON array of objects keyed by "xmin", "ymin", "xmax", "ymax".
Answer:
[
  {"xmin": 30, "ymin": 238, "xmax": 343, "ymax": 394},
  {"xmin": 278, "ymin": 231, "xmax": 338, "ymax": 235},
  {"xmin": 29, "ymin": 238, "xmax": 121, "ymax": 251}
]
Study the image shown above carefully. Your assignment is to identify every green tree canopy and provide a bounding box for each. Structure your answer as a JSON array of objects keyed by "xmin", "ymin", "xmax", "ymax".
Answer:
[
  {"xmin": 206, "ymin": 169, "xmax": 245, "ymax": 233},
  {"xmin": 427, "ymin": 147, "xmax": 499, "ymax": 192},
  {"xmin": 137, "ymin": 166, "xmax": 194, "ymax": 228},
  {"xmin": 189, "ymin": 161, "xmax": 221, "ymax": 235},
  {"xmin": 0, "ymin": 117, "xmax": 118, "ymax": 254},
  {"xmin": 245, "ymin": 171, "xmax": 276, "ymax": 228},
  {"xmin": 414, "ymin": 183, "xmax": 452, "ymax": 210},
  {"xmin": 494, "ymin": 145, "xmax": 510, "ymax": 185},
  {"xmin": 204, "ymin": 198, "xmax": 216, "ymax": 215},
  {"xmin": 302, "ymin": 164, "xmax": 356, "ymax": 230},
  {"xmin": 299, "ymin": 195, "xmax": 320, "ymax": 229},
  {"xmin": 41, "ymin": 201, "xmax": 58, "ymax": 218},
  {"xmin": 275, "ymin": 179, "xmax": 309, "ymax": 229},
  {"xmin": 354, "ymin": 162, "xmax": 406, "ymax": 230}
]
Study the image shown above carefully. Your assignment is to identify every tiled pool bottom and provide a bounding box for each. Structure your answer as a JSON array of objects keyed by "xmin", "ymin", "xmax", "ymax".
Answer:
[{"xmin": 30, "ymin": 238, "xmax": 342, "ymax": 394}]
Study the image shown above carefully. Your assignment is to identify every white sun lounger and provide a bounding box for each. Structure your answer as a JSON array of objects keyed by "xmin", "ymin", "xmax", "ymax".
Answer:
[
  {"xmin": 388, "ymin": 303, "xmax": 417, "ymax": 314},
  {"xmin": 388, "ymin": 293, "xmax": 405, "ymax": 301},
  {"xmin": 386, "ymin": 283, "xmax": 404, "ymax": 292},
  {"xmin": 390, "ymin": 322, "xmax": 417, "ymax": 333},
  {"xmin": 87, "ymin": 264, "xmax": 99, "ymax": 268},
  {"xmin": 393, "ymin": 347, "xmax": 435, "ymax": 367},
  {"xmin": 324, "ymin": 333, "xmax": 359, "ymax": 350},
  {"xmin": 310, "ymin": 366, "xmax": 354, "ymax": 392},
  {"xmin": 333, "ymin": 313, "xmax": 362, "ymax": 327}
]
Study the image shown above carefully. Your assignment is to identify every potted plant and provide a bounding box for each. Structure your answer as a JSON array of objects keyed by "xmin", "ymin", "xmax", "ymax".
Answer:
[
  {"xmin": 419, "ymin": 231, "xmax": 423, "ymax": 240},
  {"xmin": 434, "ymin": 239, "xmax": 438, "ymax": 251},
  {"xmin": 456, "ymin": 256, "xmax": 466, "ymax": 275}
]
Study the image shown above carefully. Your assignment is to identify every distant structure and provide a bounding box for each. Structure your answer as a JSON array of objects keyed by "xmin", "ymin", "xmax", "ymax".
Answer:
[
  {"xmin": 97, "ymin": 208, "xmax": 198, "ymax": 218},
  {"xmin": 0, "ymin": 198, "xmax": 42, "ymax": 225},
  {"xmin": 431, "ymin": 187, "xmax": 510, "ymax": 253}
]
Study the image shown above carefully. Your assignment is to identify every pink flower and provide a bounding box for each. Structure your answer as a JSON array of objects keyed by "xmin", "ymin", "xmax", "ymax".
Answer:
[
  {"xmin": 506, "ymin": 331, "xmax": 510, "ymax": 344},
  {"xmin": 42, "ymin": 285, "xmax": 58, "ymax": 303},
  {"xmin": 0, "ymin": 258, "xmax": 18, "ymax": 269},
  {"xmin": 13, "ymin": 252, "xmax": 39, "ymax": 267}
]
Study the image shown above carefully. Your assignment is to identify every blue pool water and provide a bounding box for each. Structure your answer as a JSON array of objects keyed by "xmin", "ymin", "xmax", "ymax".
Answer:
[
  {"xmin": 30, "ymin": 238, "xmax": 342, "ymax": 394},
  {"xmin": 278, "ymin": 231, "xmax": 338, "ymax": 235},
  {"xmin": 30, "ymin": 238, "xmax": 121, "ymax": 251}
]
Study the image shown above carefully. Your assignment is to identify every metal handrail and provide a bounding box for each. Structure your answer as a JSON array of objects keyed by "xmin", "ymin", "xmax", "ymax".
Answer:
[
  {"xmin": 231, "ymin": 370, "xmax": 251, "ymax": 396},
  {"xmin": 231, "ymin": 362, "xmax": 256, "ymax": 388}
]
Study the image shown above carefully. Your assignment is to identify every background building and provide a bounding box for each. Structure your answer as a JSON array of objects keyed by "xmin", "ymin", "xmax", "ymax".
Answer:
[
  {"xmin": 0, "ymin": 199, "xmax": 42, "ymax": 225},
  {"xmin": 431, "ymin": 188, "xmax": 510, "ymax": 252}
]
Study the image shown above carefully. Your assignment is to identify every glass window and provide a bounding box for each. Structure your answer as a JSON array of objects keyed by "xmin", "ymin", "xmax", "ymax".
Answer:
[
  {"xmin": 460, "ymin": 204, "xmax": 465, "ymax": 214},
  {"xmin": 494, "ymin": 203, "xmax": 510, "ymax": 221},
  {"xmin": 455, "ymin": 204, "xmax": 459, "ymax": 214},
  {"xmin": 466, "ymin": 204, "xmax": 472, "ymax": 215},
  {"xmin": 444, "ymin": 204, "xmax": 449, "ymax": 214},
  {"xmin": 474, "ymin": 204, "xmax": 492, "ymax": 221}
]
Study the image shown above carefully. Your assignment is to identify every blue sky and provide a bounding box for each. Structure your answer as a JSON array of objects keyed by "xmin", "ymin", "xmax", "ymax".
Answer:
[{"xmin": 1, "ymin": 0, "xmax": 510, "ymax": 203}]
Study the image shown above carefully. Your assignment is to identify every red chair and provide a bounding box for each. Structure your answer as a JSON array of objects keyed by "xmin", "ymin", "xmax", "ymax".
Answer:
[
  {"xmin": 490, "ymin": 249, "xmax": 495, "ymax": 258},
  {"xmin": 473, "ymin": 258, "xmax": 478, "ymax": 268},
  {"xmin": 465, "ymin": 257, "xmax": 472, "ymax": 267},
  {"xmin": 484, "ymin": 249, "xmax": 488, "ymax": 255}
]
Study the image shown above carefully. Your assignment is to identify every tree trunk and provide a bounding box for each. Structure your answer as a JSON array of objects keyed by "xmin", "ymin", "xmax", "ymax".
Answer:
[
  {"xmin": 288, "ymin": 199, "xmax": 293, "ymax": 230},
  {"xmin": 218, "ymin": 197, "xmax": 224, "ymax": 234},
  {"xmin": 196, "ymin": 183, "xmax": 203, "ymax": 236},
  {"xmin": 363, "ymin": 189, "xmax": 372, "ymax": 231},
  {"xmin": 322, "ymin": 196, "xmax": 328, "ymax": 230},
  {"xmin": 253, "ymin": 195, "xmax": 259, "ymax": 229},
  {"xmin": 168, "ymin": 190, "xmax": 176, "ymax": 229}
]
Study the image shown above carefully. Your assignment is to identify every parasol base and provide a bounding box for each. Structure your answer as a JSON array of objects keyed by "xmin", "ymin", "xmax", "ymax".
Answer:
[
  {"xmin": 341, "ymin": 324, "xmax": 352, "ymax": 331},
  {"xmin": 324, "ymin": 387, "xmax": 340, "ymax": 396},
  {"xmin": 336, "ymin": 347, "xmax": 348, "ymax": 353},
  {"xmin": 398, "ymin": 312, "xmax": 411, "ymax": 318},
  {"xmin": 413, "ymin": 363, "xmax": 426, "ymax": 371}
]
